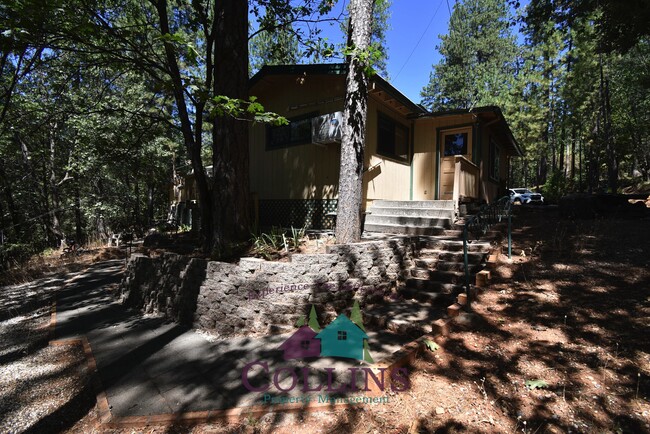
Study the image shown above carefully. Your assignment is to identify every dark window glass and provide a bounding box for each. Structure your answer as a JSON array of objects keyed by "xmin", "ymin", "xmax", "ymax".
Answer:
[
  {"xmin": 377, "ymin": 112, "xmax": 409, "ymax": 163},
  {"xmin": 267, "ymin": 112, "xmax": 316, "ymax": 150},
  {"xmin": 444, "ymin": 133, "xmax": 468, "ymax": 156},
  {"xmin": 489, "ymin": 141, "xmax": 500, "ymax": 180},
  {"xmin": 337, "ymin": 330, "xmax": 347, "ymax": 341},
  {"xmin": 300, "ymin": 340, "xmax": 311, "ymax": 350}
]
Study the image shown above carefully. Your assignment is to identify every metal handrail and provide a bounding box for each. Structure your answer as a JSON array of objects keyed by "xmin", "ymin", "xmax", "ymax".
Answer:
[{"xmin": 462, "ymin": 195, "xmax": 512, "ymax": 311}]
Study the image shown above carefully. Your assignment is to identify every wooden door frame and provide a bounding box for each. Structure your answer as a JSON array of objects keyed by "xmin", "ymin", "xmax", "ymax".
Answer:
[{"xmin": 435, "ymin": 123, "xmax": 477, "ymax": 200}]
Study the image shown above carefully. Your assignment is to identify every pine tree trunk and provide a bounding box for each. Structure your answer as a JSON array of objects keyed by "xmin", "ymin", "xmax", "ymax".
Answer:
[
  {"xmin": 212, "ymin": 0, "xmax": 250, "ymax": 257},
  {"xmin": 147, "ymin": 184, "xmax": 154, "ymax": 227},
  {"xmin": 0, "ymin": 158, "xmax": 21, "ymax": 238},
  {"xmin": 335, "ymin": 0, "xmax": 374, "ymax": 244},
  {"xmin": 570, "ymin": 127, "xmax": 576, "ymax": 180},
  {"xmin": 155, "ymin": 0, "xmax": 213, "ymax": 252},
  {"xmin": 74, "ymin": 182, "xmax": 83, "ymax": 244}
]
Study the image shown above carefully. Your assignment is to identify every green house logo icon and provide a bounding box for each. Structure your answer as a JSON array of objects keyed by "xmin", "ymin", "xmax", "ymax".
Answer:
[{"xmin": 282, "ymin": 301, "xmax": 374, "ymax": 363}]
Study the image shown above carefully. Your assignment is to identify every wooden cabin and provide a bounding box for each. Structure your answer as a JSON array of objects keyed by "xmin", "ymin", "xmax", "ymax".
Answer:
[{"xmin": 249, "ymin": 63, "xmax": 522, "ymax": 230}]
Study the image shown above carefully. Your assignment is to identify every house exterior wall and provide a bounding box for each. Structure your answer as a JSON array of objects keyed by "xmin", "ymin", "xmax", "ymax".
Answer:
[
  {"xmin": 479, "ymin": 124, "xmax": 510, "ymax": 202},
  {"xmin": 246, "ymin": 73, "xmax": 519, "ymax": 228},
  {"xmin": 249, "ymin": 75, "xmax": 344, "ymax": 202},
  {"xmin": 412, "ymin": 114, "xmax": 476, "ymax": 201},
  {"xmin": 362, "ymin": 97, "xmax": 412, "ymax": 209},
  {"xmin": 249, "ymin": 75, "xmax": 417, "ymax": 228}
]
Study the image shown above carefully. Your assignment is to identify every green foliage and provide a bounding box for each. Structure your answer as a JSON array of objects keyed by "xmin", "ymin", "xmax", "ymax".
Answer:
[
  {"xmin": 211, "ymin": 96, "xmax": 287, "ymax": 125},
  {"xmin": 423, "ymin": 338, "xmax": 440, "ymax": 352},
  {"xmin": 250, "ymin": 226, "xmax": 305, "ymax": 260},
  {"xmin": 288, "ymin": 226, "xmax": 306, "ymax": 251},
  {"xmin": 338, "ymin": 0, "xmax": 392, "ymax": 77},
  {"xmin": 542, "ymin": 170, "xmax": 570, "ymax": 204},
  {"xmin": 249, "ymin": 18, "xmax": 301, "ymax": 74},
  {"xmin": 0, "ymin": 243, "xmax": 36, "ymax": 271},
  {"xmin": 421, "ymin": 0, "xmax": 518, "ymax": 111}
]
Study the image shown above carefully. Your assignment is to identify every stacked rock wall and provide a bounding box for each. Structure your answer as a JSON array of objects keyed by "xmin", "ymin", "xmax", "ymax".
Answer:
[{"xmin": 120, "ymin": 237, "xmax": 417, "ymax": 336}]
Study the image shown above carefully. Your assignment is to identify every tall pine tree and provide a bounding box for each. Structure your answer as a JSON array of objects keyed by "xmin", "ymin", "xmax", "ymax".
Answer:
[{"xmin": 421, "ymin": 0, "xmax": 517, "ymax": 111}]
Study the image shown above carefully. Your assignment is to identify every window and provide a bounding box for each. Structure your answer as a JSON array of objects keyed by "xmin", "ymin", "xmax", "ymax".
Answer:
[
  {"xmin": 300, "ymin": 340, "xmax": 311, "ymax": 350},
  {"xmin": 377, "ymin": 112, "xmax": 409, "ymax": 163},
  {"xmin": 490, "ymin": 140, "xmax": 500, "ymax": 181},
  {"xmin": 443, "ymin": 132, "xmax": 469, "ymax": 156},
  {"xmin": 337, "ymin": 330, "xmax": 347, "ymax": 341},
  {"xmin": 267, "ymin": 112, "xmax": 316, "ymax": 150}
]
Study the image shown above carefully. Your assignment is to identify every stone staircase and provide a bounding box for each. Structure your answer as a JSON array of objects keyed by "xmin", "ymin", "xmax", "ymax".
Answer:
[
  {"xmin": 363, "ymin": 236, "xmax": 494, "ymax": 338},
  {"xmin": 363, "ymin": 208, "xmax": 500, "ymax": 338},
  {"xmin": 402, "ymin": 237, "xmax": 491, "ymax": 303},
  {"xmin": 364, "ymin": 200, "xmax": 456, "ymax": 236}
]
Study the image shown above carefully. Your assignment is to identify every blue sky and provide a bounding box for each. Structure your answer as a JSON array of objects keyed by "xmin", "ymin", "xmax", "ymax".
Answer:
[
  {"xmin": 315, "ymin": 0, "xmax": 528, "ymax": 104},
  {"xmin": 310, "ymin": 0, "xmax": 452, "ymax": 103},
  {"xmin": 251, "ymin": 1, "xmax": 527, "ymax": 104},
  {"xmin": 382, "ymin": 0, "xmax": 452, "ymax": 102}
]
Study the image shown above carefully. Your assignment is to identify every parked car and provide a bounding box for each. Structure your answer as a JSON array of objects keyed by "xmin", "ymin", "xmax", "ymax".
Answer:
[{"xmin": 508, "ymin": 188, "xmax": 544, "ymax": 205}]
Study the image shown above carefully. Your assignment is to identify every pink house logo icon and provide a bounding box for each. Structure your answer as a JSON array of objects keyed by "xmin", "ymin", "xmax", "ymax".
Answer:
[{"xmin": 278, "ymin": 325, "xmax": 321, "ymax": 360}]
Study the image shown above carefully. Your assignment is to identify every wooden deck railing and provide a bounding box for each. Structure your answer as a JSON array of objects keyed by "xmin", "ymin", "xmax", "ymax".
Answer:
[{"xmin": 452, "ymin": 155, "xmax": 480, "ymax": 210}]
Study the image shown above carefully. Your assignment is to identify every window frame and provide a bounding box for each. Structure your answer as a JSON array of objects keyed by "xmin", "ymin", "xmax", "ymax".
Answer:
[
  {"xmin": 337, "ymin": 330, "xmax": 347, "ymax": 341},
  {"xmin": 266, "ymin": 111, "xmax": 318, "ymax": 150},
  {"xmin": 489, "ymin": 139, "xmax": 500, "ymax": 182},
  {"xmin": 376, "ymin": 111, "xmax": 410, "ymax": 164}
]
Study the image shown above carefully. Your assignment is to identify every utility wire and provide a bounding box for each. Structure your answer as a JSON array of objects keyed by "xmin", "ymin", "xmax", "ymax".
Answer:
[{"xmin": 394, "ymin": 0, "xmax": 445, "ymax": 80}]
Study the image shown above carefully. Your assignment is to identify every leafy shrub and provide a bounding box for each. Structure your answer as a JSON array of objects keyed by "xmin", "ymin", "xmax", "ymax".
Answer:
[
  {"xmin": 0, "ymin": 243, "xmax": 37, "ymax": 271},
  {"xmin": 542, "ymin": 170, "xmax": 570, "ymax": 204},
  {"xmin": 250, "ymin": 226, "xmax": 306, "ymax": 260}
]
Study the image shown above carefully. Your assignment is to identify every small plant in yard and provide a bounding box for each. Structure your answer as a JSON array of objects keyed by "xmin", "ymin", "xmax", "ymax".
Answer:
[
  {"xmin": 178, "ymin": 223, "xmax": 192, "ymax": 233},
  {"xmin": 250, "ymin": 226, "xmax": 306, "ymax": 260},
  {"xmin": 525, "ymin": 379, "xmax": 548, "ymax": 390},
  {"xmin": 423, "ymin": 338, "xmax": 440, "ymax": 352}
]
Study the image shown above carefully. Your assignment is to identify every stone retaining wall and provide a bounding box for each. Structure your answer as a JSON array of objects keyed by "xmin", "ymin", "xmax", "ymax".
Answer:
[{"xmin": 119, "ymin": 238, "xmax": 417, "ymax": 336}]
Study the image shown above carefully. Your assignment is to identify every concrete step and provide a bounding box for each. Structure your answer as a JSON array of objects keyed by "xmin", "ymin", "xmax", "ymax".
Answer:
[
  {"xmin": 400, "ymin": 288, "xmax": 454, "ymax": 305},
  {"xmin": 364, "ymin": 223, "xmax": 448, "ymax": 236},
  {"xmin": 417, "ymin": 249, "xmax": 486, "ymax": 263},
  {"xmin": 363, "ymin": 299, "xmax": 445, "ymax": 336},
  {"xmin": 410, "ymin": 268, "xmax": 476, "ymax": 284},
  {"xmin": 369, "ymin": 206, "xmax": 455, "ymax": 219},
  {"xmin": 418, "ymin": 238, "xmax": 492, "ymax": 252},
  {"xmin": 414, "ymin": 258, "xmax": 485, "ymax": 271},
  {"xmin": 404, "ymin": 279, "xmax": 464, "ymax": 293},
  {"xmin": 364, "ymin": 214, "xmax": 451, "ymax": 228},
  {"xmin": 372, "ymin": 200, "xmax": 455, "ymax": 210},
  {"xmin": 400, "ymin": 280, "xmax": 459, "ymax": 304}
]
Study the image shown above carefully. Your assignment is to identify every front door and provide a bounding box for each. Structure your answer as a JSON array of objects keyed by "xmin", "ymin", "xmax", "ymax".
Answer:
[{"xmin": 439, "ymin": 129, "xmax": 472, "ymax": 200}]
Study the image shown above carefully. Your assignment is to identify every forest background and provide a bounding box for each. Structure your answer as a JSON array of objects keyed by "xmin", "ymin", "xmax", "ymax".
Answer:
[{"xmin": 1, "ymin": 0, "xmax": 648, "ymax": 267}]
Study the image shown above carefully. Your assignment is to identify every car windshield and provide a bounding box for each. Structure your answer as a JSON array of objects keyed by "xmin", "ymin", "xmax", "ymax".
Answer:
[{"xmin": 514, "ymin": 189, "xmax": 528, "ymax": 194}]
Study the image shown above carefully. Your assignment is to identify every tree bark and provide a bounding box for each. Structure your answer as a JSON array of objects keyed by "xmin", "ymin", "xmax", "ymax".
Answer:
[
  {"xmin": 212, "ymin": 0, "xmax": 250, "ymax": 256},
  {"xmin": 335, "ymin": 0, "xmax": 374, "ymax": 244},
  {"xmin": 74, "ymin": 181, "xmax": 83, "ymax": 244},
  {"xmin": 599, "ymin": 56, "xmax": 617, "ymax": 193},
  {"xmin": 154, "ymin": 0, "xmax": 213, "ymax": 251},
  {"xmin": 0, "ymin": 159, "xmax": 21, "ymax": 238},
  {"xmin": 48, "ymin": 125, "xmax": 64, "ymax": 243},
  {"xmin": 147, "ymin": 184, "xmax": 154, "ymax": 227}
]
